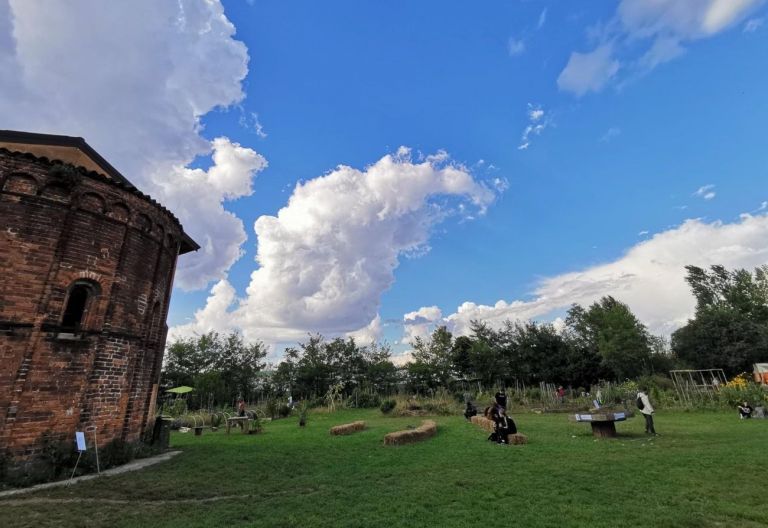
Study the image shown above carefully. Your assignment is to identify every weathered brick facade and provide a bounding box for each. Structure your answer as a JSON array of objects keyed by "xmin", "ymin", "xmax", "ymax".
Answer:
[{"xmin": 0, "ymin": 132, "xmax": 197, "ymax": 460}]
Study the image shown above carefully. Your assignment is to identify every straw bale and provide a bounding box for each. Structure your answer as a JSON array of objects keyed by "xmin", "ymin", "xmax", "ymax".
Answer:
[
  {"xmin": 509, "ymin": 433, "xmax": 528, "ymax": 445},
  {"xmin": 383, "ymin": 420, "xmax": 437, "ymax": 446},
  {"xmin": 470, "ymin": 415, "xmax": 495, "ymax": 432},
  {"xmin": 471, "ymin": 416, "xmax": 527, "ymax": 444},
  {"xmin": 329, "ymin": 420, "xmax": 367, "ymax": 436}
]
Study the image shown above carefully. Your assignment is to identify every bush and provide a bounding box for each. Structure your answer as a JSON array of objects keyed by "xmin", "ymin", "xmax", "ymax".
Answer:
[
  {"xmin": 99, "ymin": 439, "xmax": 135, "ymax": 469},
  {"xmin": 163, "ymin": 398, "xmax": 188, "ymax": 417},
  {"xmin": 265, "ymin": 399, "xmax": 293, "ymax": 419},
  {"xmin": 718, "ymin": 381, "xmax": 767, "ymax": 407},
  {"xmin": 347, "ymin": 389, "xmax": 381, "ymax": 409},
  {"xmin": 380, "ymin": 399, "xmax": 396, "ymax": 414}
]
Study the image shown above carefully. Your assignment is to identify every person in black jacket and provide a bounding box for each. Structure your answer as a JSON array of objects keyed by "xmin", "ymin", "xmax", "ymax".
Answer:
[
  {"xmin": 464, "ymin": 401, "xmax": 477, "ymax": 420},
  {"xmin": 488, "ymin": 390, "xmax": 516, "ymax": 444}
]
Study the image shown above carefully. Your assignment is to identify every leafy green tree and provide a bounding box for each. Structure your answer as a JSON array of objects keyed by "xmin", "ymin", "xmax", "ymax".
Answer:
[
  {"xmin": 672, "ymin": 265, "xmax": 768, "ymax": 376},
  {"xmin": 407, "ymin": 326, "xmax": 454, "ymax": 390},
  {"xmin": 162, "ymin": 331, "xmax": 267, "ymax": 408},
  {"xmin": 566, "ymin": 297, "xmax": 652, "ymax": 380}
]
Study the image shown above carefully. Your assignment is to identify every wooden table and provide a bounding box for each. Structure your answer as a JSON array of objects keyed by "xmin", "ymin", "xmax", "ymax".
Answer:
[{"xmin": 570, "ymin": 411, "xmax": 632, "ymax": 438}]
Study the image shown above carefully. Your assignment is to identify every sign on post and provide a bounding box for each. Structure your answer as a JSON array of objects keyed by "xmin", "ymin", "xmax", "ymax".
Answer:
[{"xmin": 75, "ymin": 431, "xmax": 87, "ymax": 451}]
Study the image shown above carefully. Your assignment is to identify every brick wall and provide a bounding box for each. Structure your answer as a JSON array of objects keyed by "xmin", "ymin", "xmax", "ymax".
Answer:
[{"xmin": 0, "ymin": 150, "xmax": 184, "ymax": 459}]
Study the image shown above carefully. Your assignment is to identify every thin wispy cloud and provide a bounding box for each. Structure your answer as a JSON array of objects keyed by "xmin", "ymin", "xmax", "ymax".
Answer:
[
  {"xmin": 518, "ymin": 103, "xmax": 550, "ymax": 150},
  {"xmin": 599, "ymin": 127, "xmax": 622, "ymax": 143},
  {"xmin": 558, "ymin": 0, "xmax": 764, "ymax": 96},
  {"xmin": 744, "ymin": 17, "xmax": 764, "ymax": 32},
  {"xmin": 694, "ymin": 184, "xmax": 716, "ymax": 200},
  {"xmin": 507, "ymin": 37, "xmax": 526, "ymax": 56},
  {"xmin": 538, "ymin": 8, "xmax": 548, "ymax": 29},
  {"xmin": 239, "ymin": 111, "xmax": 268, "ymax": 138}
]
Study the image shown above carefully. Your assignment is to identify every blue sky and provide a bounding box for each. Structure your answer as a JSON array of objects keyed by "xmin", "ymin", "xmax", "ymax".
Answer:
[{"xmin": 2, "ymin": 1, "xmax": 767, "ymax": 360}]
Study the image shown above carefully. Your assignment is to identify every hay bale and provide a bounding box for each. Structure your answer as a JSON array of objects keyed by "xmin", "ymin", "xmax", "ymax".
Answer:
[
  {"xmin": 383, "ymin": 420, "xmax": 437, "ymax": 446},
  {"xmin": 509, "ymin": 433, "xmax": 528, "ymax": 445},
  {"xmin": 330, "ymin": 420, "xmax": 366, "ymax": 436},
  {"xmin": 471, "ymin": 416, "xmax": 527, "ymax": 444},
  {"xmin": 470, "ymin": 415, "xmax": 495, "ymax": 432}
]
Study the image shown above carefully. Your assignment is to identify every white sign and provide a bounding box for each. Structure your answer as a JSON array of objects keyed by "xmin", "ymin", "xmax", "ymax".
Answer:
[{"xmin": 75, "ymin": 431, "xmax": 86, "ymax": 451}]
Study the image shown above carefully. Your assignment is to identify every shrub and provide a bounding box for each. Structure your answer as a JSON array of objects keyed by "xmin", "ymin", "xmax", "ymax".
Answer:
[
  {"xmin": 265, "ymin": 399, "xmax": 292, "ymax": 419},
  {"xmin": 347, "ymin": 389, "xmax": 381, "ymax": 409},
  {"xmin": 163, "ymin": 398, "xmax": 188, "ymax": 417},
  {"xmin": 380, "ymin": 399, "xmax": 396, "ymax": 414},
  {"xmin": 100, "ymin": 439, "xmax": 135, "ymax": 469},
  {"xmin": 40, "ymin": 432, "xmax": 76, "ymax": 479}
]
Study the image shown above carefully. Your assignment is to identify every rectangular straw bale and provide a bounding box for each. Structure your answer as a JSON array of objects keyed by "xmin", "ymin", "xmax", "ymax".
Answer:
[
  {"xmin": 383, "ymin": 420, "xmax": 437, "ymax": 446},
  {"xmin": 509, "ymin": 433, "xmax": 528, "ymax": 445},
  {"xmin": 330, "ymin": 420, "xmax": 367, "ymax": 436},
  {"xmin": 470, "ymin": 415, "xmax": 495, "ymax": 432}
]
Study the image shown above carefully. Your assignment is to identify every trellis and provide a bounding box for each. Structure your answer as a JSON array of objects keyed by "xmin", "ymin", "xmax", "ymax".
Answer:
[{"xmin": 670, "ymin": 369, "xmax": 727, "ymax": 405}]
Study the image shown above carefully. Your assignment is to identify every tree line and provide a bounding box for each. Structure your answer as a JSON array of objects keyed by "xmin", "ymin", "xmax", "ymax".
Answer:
[{"xmin": 161, "ymin": 264, "xmax": 768, "ymax": 407}]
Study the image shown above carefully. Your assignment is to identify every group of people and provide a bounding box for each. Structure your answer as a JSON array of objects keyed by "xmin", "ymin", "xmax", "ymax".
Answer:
[{"xmin": 464, "ymin": 391, "xmax": 518, "ymax": 445}]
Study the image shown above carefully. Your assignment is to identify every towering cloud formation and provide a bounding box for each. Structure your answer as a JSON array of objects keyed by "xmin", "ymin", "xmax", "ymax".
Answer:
[
  {"xmin": 172, "ymin": 148, "xmax": 498, "ymax": 343},
  {"xmin": 0, "ymin": 0, "xmax": 264, "ymax": 289}
]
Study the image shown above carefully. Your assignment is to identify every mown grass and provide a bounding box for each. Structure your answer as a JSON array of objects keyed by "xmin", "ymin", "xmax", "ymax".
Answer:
[{"xmin": 1, "ymin": 410, "xmax": 767, "ymax": 528}]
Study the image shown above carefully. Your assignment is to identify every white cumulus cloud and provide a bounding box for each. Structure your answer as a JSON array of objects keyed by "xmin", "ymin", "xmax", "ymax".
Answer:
[
  {"xmin": 0, "ymin": 0, "xmax": 263, "ymax": 290},
  {"xmin": 171, "ymin": 148, "xmax": 499, "ymax": 344},
  {"xmin": 402, "ymin": 306, "xmax": 443, "ymax": 344},
  {"xmin": 407, "ymin": 214, "xmax": 768, "ymax": 340}
]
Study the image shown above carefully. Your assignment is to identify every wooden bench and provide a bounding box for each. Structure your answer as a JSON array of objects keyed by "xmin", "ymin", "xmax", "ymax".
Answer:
[{"xmin": 570, "ymin": 411, "xmax": 633, "ymax": 438}]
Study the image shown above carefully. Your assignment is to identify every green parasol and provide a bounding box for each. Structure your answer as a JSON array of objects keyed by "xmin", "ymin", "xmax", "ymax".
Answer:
[{"xmin": 166, "ymin": 386, "xmax": 194, "ymax": 394}]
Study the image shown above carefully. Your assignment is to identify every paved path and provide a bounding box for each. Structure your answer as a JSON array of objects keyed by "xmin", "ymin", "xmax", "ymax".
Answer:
[{"xmin": 0, "ymin": 450, "xmax": 181, "ymax": 499}]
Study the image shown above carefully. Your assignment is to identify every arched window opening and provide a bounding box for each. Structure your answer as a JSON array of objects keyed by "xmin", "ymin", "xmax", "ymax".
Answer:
[{"xmin": 61, "ymin": 281, "xmax": 99, "ymax": 331}]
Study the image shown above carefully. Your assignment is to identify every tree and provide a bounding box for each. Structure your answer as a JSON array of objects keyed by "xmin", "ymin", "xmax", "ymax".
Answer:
[
  {"xmin": 566, "ymin": 297, "xmax": 652, "ymax": 380},
  {"xmin": 672, "ymin": 265, "xmax": 768, "ymax": 376},
  {"xmin": 162, "ymin": 331, "xmax": 267, "ymax": 408},
  {"xmin": 407, "ymin": 326, "xmax": 454, "ymax": 390}
]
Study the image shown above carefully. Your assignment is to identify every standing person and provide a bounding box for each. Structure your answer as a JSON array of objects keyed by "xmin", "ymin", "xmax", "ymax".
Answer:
[
  {"xmin": 556, "ymin": 386, "xmax": 566, "ymax": 404},
  {"xmin": 636, "ymin": 388, "xmax": 657, "ymax": 435},
  {"xmin": 237, "ymin": 398, "xmax": 246, "ymax": 417}
]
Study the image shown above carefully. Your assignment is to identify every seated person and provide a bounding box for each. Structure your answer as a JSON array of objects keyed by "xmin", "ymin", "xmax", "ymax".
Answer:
[
  {"xmin": 738, "ymin": 401, "xmax": 753, "ymax": 419},
  {"xmin": 488, "ymin": 404, "xmax": 517, "ymax": 444},
  {"xmin": 464, "ymin": 401, "xmax": 477, "ymax": 420}
]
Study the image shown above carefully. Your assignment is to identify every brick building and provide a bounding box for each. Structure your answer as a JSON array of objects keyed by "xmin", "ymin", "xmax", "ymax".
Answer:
[{"xmin": 0, "ymin": 130, "xmax": 198, "ymax": 461}]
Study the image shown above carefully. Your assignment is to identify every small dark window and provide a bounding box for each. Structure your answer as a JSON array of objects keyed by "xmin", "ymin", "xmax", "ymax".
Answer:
[{"xmin": 61, "ymin": 284, "xmax": 91, "ymax": 330}]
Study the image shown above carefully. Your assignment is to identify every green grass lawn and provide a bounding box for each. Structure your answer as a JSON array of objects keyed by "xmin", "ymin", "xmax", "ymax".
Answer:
[{"xmin": 2, "ymin": 410, "xmax": 767, "ymax": 528}]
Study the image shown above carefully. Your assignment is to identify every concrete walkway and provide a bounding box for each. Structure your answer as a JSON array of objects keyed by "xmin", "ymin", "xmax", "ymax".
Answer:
[{"xmin": 0, "ymin": 450, "xmax": 181, "ymax": 498}]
